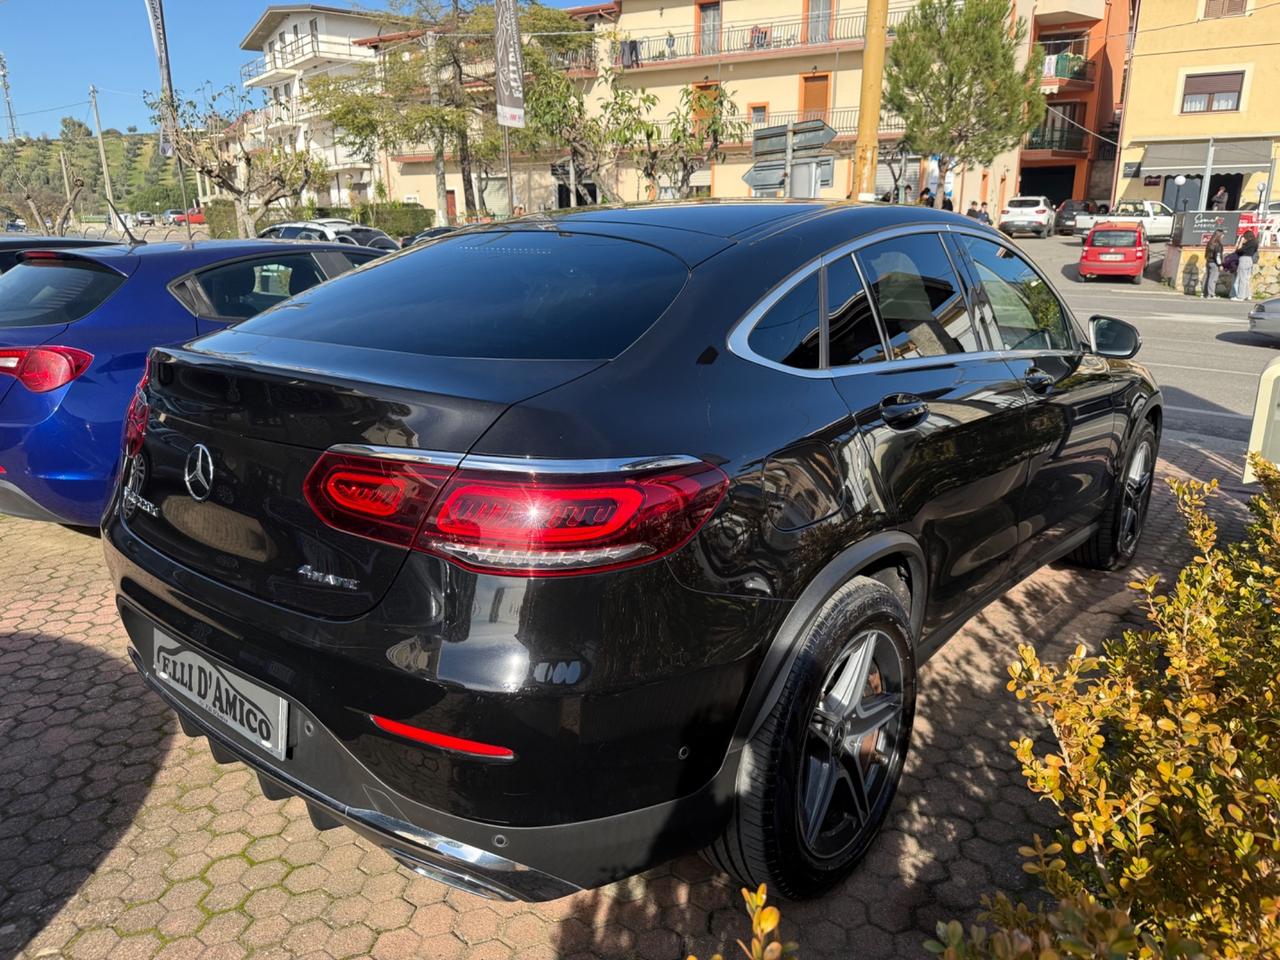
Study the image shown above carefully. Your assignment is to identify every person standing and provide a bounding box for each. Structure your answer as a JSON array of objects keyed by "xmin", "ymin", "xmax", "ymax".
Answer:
[
  {"xmin": 941, "ymin": 194, "xmax": 954, "ymax": 212},
  {"xmin": 965, "ymin": 201, "xmax": 982, "ymax": 219},
  {"xmin": 1203, "ymin": 229, "xmax": 1224, "ymax": 299},
  {"xmin": 1233, "ymin": 229, "xmax": 1259, "ymax": 301},
  {"xmin": 1210, "ymin": 185, "xmax": 1229, "ymax": 211},
  {"xmin": 978, "ymin": 202, "xmax": 993, "ymax": 225}
]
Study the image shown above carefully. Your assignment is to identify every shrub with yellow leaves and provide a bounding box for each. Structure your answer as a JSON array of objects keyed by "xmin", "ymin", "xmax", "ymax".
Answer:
[
  {"xmin": 687, "ymin": 885, "xmax": 799, "ymax": 960},
  {"xmin": 930, "ymin": 455, "xmax": 1280, "ymax": 958}
]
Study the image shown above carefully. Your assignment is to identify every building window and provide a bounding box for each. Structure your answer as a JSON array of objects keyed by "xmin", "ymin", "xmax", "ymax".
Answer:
[
  {"xmin": 1182, "ymin": 71, "xmax": 1244, "ymax": 113},
  {"xmin": 309, "ymin": 17, "xmax": 319, "ymax": 36},
  {"xmin": 1203, "ymin": 0, "xmax": 1246, "ymax": 17},
  {"xmin": 749, "ymin": 103, "xmax": 768, "ymax": 125}
]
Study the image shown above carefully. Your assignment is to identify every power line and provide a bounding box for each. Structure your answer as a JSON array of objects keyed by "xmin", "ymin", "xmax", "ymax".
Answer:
[
  {"xmin": 1046, "ymin": 105, "xmax": 1118, "ymax": 146},
  {"xmin": 14, "ymin": 99, "xmax": 89, "ymax": 117}
]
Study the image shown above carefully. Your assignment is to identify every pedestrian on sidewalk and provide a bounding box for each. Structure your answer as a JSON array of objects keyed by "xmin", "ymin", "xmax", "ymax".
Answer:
[
  {"xmin": 1233, "ymin": 229, "xmax": 1258, "ymax": 301},
  {"xmin": 1203, "ymin": 229, "xmax": 1224, "ymax": 298},
  {"xmin": 1211, "ymin": 185, "xmax": 1229, "ymax": 211},
  {"xmin": 965, "ymin": 201, "xmax": 982, "ymax": 219},
  {"xmin": 978, "ymin": 202, "xmax": 993, "ymax": 225}
]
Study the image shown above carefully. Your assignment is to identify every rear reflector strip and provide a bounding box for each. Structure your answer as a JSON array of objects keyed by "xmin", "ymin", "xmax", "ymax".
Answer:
[{"xmin": 370, "ymin": 715, "xmax": 515, "ymax": 759}]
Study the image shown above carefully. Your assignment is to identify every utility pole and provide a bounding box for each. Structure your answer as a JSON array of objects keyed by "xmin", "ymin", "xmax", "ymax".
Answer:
[
  {"xmin": 852, "ymin": 0, "xmax": 890, "ymax": 201},
  {"xmin": 0, "ymin": 54, "xmax": 19, "ymax": 141},
  {"xmin": 89, "ymin": 85, "xmax": 119, "ymax": 233},
  {"xmin": 59, "ymin": 150, "xmax": 72, "ymax": 205}
]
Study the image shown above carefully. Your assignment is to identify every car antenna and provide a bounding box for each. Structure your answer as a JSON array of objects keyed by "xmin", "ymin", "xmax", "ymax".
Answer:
[{"xmin": 105, "ymin": 198, "xmax": 143, "ymax": 246}]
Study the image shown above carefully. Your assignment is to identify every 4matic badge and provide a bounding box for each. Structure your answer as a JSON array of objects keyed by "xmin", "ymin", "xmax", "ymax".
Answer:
[
  {"xmin": 297, "ymin": 564, "xmax": 360, "ymax": 591},
  {"xmin": 121, "ymin": 455, "xmax": 158, "ymax": 518}
]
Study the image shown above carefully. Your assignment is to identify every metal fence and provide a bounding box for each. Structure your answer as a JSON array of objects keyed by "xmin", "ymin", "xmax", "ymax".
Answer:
[{"xmin": 1025, "ymin": 127, "xmax": 1087, "ymax": 151}]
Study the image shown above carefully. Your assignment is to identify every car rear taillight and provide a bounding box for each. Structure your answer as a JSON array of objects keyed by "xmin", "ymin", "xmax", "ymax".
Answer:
[
  {"xmin": 416, "ymin": 460, "xmax": 729, "ymax": 576},
  {"xmin": 1035, "ymin": 208, "xmax": 1047, "ymax": 214},
  {"xmin": 303, "ymin": 452, "xmax": 455, "ymax": 547},
  {"xmin": 0, "ymin": 347, "xmax": 93, "ymax": 393},
  {"xmin": 304, "ymin": 452, "xmax": 729, "ymax": 576},
  {"xmin": 123, "ymin": 364, "xmax": 150, "ymax": 458}
]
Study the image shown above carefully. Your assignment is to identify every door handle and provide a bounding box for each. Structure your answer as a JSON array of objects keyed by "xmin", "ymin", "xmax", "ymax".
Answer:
[
  {"xmin": 1025, "ymin": 368, "xmax": 1056, "ymax": 394},
  {"xmin": 879, "ymin": 393, "xmax": 929, "ymax": 429}
]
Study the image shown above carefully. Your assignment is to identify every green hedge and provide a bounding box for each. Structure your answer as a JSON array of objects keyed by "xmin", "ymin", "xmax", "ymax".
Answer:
[
  {"xmin": 205, "ymin": 199, "xmax": 238, "ymax": 240},
  {"xmin": 315, "ymin": 204, "xmax": 435, "ymax": 237}
]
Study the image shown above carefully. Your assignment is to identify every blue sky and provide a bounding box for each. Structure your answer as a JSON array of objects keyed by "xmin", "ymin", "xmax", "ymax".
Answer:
[{"xmin": 0, "ymin": 0, "xmax": 577, "ymax": 135}]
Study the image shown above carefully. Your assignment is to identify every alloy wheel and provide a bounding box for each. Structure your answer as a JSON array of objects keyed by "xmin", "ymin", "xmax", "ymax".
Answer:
[
  {"xmin": 799, "ymin": 629, "xmax": 907, "ymax": 860},
  {"xmin": 1119, "ymin": 439, "xmax": 1154, "ymax": 554}
]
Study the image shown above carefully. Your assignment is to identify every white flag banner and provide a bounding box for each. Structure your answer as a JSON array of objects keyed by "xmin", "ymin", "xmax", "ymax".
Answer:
[
  {"xmin": 143, "ymin": 0, "xmax": 176, "ymax": 156},
  {"xmin": 494, "ymin": 0, "xmax": 526, "ymax": 129}
]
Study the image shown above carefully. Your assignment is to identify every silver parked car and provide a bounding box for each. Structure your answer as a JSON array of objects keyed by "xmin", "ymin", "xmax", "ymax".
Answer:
[{"xmin": 1249, "ymin": 297, "xmax": 1280, "ymax": 342}]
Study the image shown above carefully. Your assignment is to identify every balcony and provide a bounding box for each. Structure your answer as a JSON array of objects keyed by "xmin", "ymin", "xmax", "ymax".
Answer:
[
  {"xmin": 241, "ymin": 35, "xmax": 372, "ymax": 86},
  {"xmin": 1025, "ymin": 126, "xmax": 1087, "ymax": 152},
  {"xmin": 645, "ymin": 107, "xmax": 905, "ymax": 142},
  {"xmin": 1034, "ymin": 0, "xmax": 1105, "ymax": 25},
  {"xmin": 1040, "ymin": 52, "xmax": 1094, "ymax": 87},
  {"xmin": 611, "ymin": 6, "xmax": 914, "ymax": 70}
]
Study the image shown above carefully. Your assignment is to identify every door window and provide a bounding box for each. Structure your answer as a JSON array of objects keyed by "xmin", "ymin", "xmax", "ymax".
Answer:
[
  {"xmin": 856, "ymin": 234, "xmax": 981, "ymax": 359},
  {"xmin": 194, "ymin": 254, "xmax": 326, "ymax": 321},
  {"xmin": 748, "ymin": 273, "xmax": 821, "ymax": 369},
  {"xmin": 954, "ymin": 235, "xmax": 1076, "ymax": 353},
  {"xmin": 826, "ymin": 254, "xmax": 886, "ymax": 366}
]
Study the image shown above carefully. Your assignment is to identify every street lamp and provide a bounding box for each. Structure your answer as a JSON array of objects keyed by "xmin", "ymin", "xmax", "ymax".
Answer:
[{"xmin": 1175, "ymin": 174, "xmax": 1189, "ymax": 212}]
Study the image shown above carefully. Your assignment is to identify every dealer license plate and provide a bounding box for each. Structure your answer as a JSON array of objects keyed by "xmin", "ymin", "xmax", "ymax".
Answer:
[{"xmin": 153, "ymin": 630, "xmax": 289, "ymax": 760}]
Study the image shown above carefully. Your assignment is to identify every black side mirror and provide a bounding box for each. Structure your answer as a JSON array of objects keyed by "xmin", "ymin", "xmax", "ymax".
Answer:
[{"xmin": 1090, "ymin": 315, "xmax": 1141, "ymax": 359}]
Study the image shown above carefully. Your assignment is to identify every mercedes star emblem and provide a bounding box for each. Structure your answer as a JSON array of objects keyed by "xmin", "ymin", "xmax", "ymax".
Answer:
[{"xmin": 183, "ymin": 443, "xmax": 215, "ymax": 502}]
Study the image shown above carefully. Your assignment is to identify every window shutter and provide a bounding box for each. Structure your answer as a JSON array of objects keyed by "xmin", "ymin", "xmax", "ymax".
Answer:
[
  {"xmin": 1224, "ymin": 0, "xmax": 1247, "ymax": 13},
  {"xmin": 1204, "ymin": 0, "xmax": 1226, "ymax": 17},
  {"xmin": 1183, "ymin": 72, "xmax": 1244, "ymax": 95}
]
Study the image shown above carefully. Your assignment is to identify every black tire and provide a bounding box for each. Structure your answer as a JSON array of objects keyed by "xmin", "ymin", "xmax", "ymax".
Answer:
[
  {"xmin": 707, "ymin": 577, "xmax": 917, "ymax": 900},
  {"xmin": 1071, "ymin": 419, "xmax": 1158, "ymax": 570}
]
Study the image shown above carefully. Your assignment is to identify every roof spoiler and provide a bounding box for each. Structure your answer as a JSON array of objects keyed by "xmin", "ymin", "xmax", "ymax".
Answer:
[{"xmin": 17, "ymin": 249, "xmax": 132, "ymax": 276}]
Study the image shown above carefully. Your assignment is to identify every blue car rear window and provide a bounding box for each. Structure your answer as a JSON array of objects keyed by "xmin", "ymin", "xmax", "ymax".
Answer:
[{"xmin": 0, "ymin": 260, "xmax": 125, "ymax": 327}]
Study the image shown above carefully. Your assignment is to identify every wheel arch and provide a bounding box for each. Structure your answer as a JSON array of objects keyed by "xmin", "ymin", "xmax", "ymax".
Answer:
[{"xmin": 732, "ymin": 531, "xmax": 926, "ymax": 746}]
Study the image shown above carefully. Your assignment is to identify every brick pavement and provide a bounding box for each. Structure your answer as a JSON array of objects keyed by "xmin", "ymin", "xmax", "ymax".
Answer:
[{"xmin": 0, "ymin": 433, "xmax": 1250, "ymax": 960}]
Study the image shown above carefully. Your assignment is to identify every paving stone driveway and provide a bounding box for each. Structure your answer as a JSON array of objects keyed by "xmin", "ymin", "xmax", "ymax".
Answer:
[{"xmin": 0, "ymin": 435, "xmax": 1249, "ymax": 960}]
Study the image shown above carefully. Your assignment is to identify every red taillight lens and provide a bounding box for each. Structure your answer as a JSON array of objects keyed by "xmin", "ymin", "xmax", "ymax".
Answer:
[
  {"xmin": 417, "ymin": 460, "xmax": 729, "ymax": 576},
  {"xmin": 1035, "ymin": 208, "xmax": 1047, "ymax": 214},
  {"xmin": 303, "ymin": 452, "xmax": 454, "ymax": 546},
  {"xmin": 304, "ymin": 452, "xmax": 729, "ymax": 576},
  {"xmin": 0, "ymin": 347, "xmax": 93, "ymax": 393},
  {"xmin": 123, "ymin": 363, "xmax": 150, "ymax": 458},
  {"xmin": 370, "ymin": 715, "xmax": 514, "ymax": 759}
]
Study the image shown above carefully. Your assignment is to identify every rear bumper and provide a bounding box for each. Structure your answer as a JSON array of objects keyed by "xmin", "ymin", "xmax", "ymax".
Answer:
[
  {"xmin": 0, "ymin": 477, "xmax": 76, "ymax": 524},
  {"xmin": 1080, "ymin": 262, "xmax": 1142, "ymax": 277},
  {"xmin": 1000, "ymin": 221, "xmax": 1051, "ymax": 234},
  {"xmin": 119, "ymin": 599, "xmax": 743, "ymax": 900}
]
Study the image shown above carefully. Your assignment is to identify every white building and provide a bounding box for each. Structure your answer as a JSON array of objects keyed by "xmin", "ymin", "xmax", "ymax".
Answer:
[{"xmin": 235, "ymin": 3, "xmax": 390, "ymax": 206}]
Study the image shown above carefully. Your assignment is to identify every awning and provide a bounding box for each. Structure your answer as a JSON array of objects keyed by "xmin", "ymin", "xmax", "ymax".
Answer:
[{"xmin": 1140, "ymin": 139, "xmax": 1273, "ymax": 175}]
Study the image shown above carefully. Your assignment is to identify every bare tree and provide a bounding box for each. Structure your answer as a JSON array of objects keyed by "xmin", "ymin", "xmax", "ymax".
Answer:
[
  {"xmin": 18, "ymin": 176, "xmax": 84, "ymax": 235},
  {"xmin": 149, "ymin": 85, "xmax": 323, "ymax": 237}
]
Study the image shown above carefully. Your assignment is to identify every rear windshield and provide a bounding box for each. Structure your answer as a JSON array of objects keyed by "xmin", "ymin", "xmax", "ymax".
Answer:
[
  {"xmin": 1089, "ymin": 230, "xmax": 1138, "ymax": 247},
  {"xmin": 1008, "ymin": 198, "xmax": 1043, "ymax": 208},
  {"xmin": 0, "ymin": 260, "xmax": 125, "ymax": 327},
  {"xmin": 236, "ymin": 230, "xmax": 690, "ymax": 360}
]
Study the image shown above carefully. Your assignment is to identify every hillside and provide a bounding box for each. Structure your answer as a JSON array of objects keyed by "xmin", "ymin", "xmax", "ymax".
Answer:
[{"xmin": 0, "ymin": 118, "xmax": 195, "ymax": 220}]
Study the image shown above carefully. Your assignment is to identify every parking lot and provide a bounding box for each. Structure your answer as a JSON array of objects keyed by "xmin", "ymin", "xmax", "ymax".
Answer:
[
  {"xmin": 0, "ymin": 227, "xmax": 1268, "ymax": 960},
  {"xmin": 0, "ymin": 446, "xmax": 1251, "ymax": 957}
]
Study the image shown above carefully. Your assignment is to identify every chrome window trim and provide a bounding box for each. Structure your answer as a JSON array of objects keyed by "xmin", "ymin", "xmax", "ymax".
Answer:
[
  {"xmin": 727, "ymin": 222, "xmax": 1090, "ymax": 381},
  {"xmin": 327, "ymin": 444, "xmax": 465, "ymax": 467},
  {"xmin": 459, "ymin": 454, "xmax": 702, "ymax": 475}
]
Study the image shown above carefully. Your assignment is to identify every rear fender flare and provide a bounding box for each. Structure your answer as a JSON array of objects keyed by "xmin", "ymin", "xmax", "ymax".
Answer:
[{"xmin": 733, "ymin": 531, "xmax": 926, "ymax": 746}]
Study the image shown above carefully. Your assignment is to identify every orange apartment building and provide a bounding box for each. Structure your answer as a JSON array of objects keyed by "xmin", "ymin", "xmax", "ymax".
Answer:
[{"xmin": 1018, "ymin": 0, "xmax": 1134, "ymax": 205}]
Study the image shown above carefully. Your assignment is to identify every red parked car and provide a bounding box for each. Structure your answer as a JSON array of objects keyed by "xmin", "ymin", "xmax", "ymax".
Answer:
[
  {"xmin": 1079, "ymin": 221, "xmax": 1147, "ymax": 284},
  {"xmin": 173, "ymin": 208, "xmax": 206, "ymax": 226}
]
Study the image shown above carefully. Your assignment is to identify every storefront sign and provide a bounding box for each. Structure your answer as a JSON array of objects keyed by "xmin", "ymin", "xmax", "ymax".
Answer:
[
  {"xmin": 1143, "ymin": 175, "xmax": 1162, "ymax": 186},
  {"xmin": 1122, "ymin": 162, "xmax": 1141, "ymax": 178},
  {"xmin": 1174, "ymin": 211, "xmax": 1241, "ymax": 246}
]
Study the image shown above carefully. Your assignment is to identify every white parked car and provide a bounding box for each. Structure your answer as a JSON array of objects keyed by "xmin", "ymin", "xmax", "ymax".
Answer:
[
  {"xmin": 1249, "ymin": 297, "xmax": 1280, "ymax": 343},
  {"xmin": 1076, "ymin": 199, "xmax": 1175, "ymax": 241},
  {"xmin": 258, "ymin": 220, "xmax": 400, "ymax": 252},
  {"xmin": 998, "ymin": 196, "xmax": 1057, "ymax": 238}
]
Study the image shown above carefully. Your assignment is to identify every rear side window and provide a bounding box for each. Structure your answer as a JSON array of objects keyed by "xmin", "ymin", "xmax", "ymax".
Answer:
[
  {"xmin": 1008, "ymin": 198, "xmax": 1043, "ymax": 209},
  {"xmin": 194, "ymin": 254, "xmax": 326, "ymax": 320},
  {"xmin": 856, "ymin": 234, "xmax": 980, "ymax": 359},
  {"xmin": 237, "ymin": 231, "xmax": 690, "ymax": 360},
  {"xmin": 1089, "ymin": 230, "xmax": 1138, "ymax": 247},
  {"xmin": 826, "ymin": 254, "xmax": 886, "ymax": 366},
  {"xmin": 0, "ymin": 260, "xmax": 125, "ymax": 327},
  {"xmin": 749, "ymin": 273, "xmax": 820, "ymax": 369}
]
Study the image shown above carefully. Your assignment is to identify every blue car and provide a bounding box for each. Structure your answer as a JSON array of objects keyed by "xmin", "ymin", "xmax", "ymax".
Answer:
[{"xmin": 0, "ymin": 240, "xmax": 379, "ymax": 526}]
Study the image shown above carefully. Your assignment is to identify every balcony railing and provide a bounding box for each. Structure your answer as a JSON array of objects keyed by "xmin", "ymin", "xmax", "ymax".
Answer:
[
  {"xmin": 1025, "ymin": 126, "xmax": 1087, "ymax": 151},
  {"xmin": 644, "ymin": 107, "xmax": 905, "ymax": 142},
  {"xmin": 611, "ymin": 6, "xmax": 914, "ymax": 69},
  {"xmin": 241, "ymin": 35, "xmax": 370, "ymax": 84},
  {"xmin": 1040, "ymin": 52, "xmax": 1094, "ymax": 83}
]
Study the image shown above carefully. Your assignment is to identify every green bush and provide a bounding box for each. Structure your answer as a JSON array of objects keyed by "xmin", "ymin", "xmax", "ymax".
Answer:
[
  {"xmin": 687, "ymin": 885, "xmax": 798, "ymax": 960},
  {"xmin": 315, "ymin": 203, "xmax": 435, "ymax": 237},
  {"xmin": 204, "ymin": 199, "xmax": 238, "ymax": 239},
  {"xmin": 930, "ymin": 456, "xmax": 1280, "ymax": 958}
]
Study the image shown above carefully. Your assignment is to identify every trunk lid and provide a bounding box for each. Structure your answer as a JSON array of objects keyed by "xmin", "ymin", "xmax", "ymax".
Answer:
[{"xmin": 127, "ymin": 330, "xmax": 601, "ymax": 617}]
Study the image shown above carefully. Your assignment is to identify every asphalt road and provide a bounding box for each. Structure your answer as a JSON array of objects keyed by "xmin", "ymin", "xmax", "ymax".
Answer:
[{"xmin": 1016, "ymin": 233, "xmax": 1270, "ymax": 444}]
